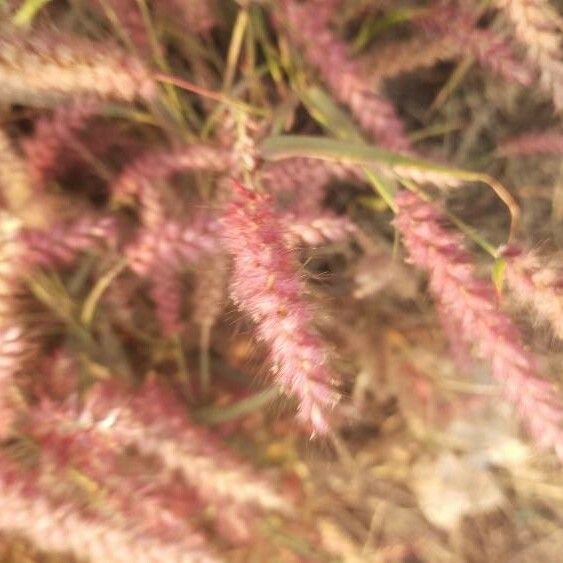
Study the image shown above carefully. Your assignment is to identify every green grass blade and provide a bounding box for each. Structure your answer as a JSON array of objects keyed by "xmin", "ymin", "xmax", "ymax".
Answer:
[{"xmin": 12, "ymin": 0, "xmax": 51, "ymax": 25}]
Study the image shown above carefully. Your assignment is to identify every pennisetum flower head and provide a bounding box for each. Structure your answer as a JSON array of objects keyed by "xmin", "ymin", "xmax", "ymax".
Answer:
[{"xmin": 221, "ymin": 180, "xmax": 340, "ymax": 434}]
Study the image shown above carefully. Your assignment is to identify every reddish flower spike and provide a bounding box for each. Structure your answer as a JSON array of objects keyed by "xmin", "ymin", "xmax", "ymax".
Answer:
[{"xmin": 221, "ymin": 181, "xmax": 340, "ymax": 434}]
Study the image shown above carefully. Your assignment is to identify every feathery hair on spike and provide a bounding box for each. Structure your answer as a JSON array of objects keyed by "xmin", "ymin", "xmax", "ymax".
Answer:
[
  {"xmin": 435, "ymin": 302, "xmax": 476, "ymax": 374},
  {"xmin": 501, "ymin": 245, "xmax": 563, "ymax": 341},
  {"xmin": 221, "ymin": 182, "xmax": 340, "ymax": 433},
  {"xmin": 0, "ymin": 31, "xmax": 156, "ymax": 105},
  {"xmin": 394, "ymin": 191, "xmax": 563, "ymax": 460},
  {"xmin": 494, "ymin": 0, "xmax": 563, "ymax": 110}
]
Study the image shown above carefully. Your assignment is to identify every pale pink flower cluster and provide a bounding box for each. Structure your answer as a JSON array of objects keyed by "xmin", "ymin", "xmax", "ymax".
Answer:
[
  {"xmin": 27, "ymin": 398, "xmax": 208, "ymax": 548},
  {"xmin": 111, "ymin": 145, "xmax": 231, "ymax": 333},
  {"xmin": 494, "ymin": 0, "xmax": 563, "ymax": 111}
]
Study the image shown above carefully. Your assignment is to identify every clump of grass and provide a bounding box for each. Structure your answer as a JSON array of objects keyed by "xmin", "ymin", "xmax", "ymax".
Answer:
[{"xmin": 0, "ymin": 1, "xmax": 561, "ymax": 561}]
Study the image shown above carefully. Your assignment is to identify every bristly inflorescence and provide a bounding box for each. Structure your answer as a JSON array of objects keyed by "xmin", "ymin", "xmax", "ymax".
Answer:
[
  {"xmin": 221, "ymin": 182, "xmax": 341, "ymax": 434},
  {"xmin": 500, "ymin": 244, "xmax": 563, "ymax": 341},
  {"xmin": 0, "ymin": 31, "xmax": 156, "ymax": 105},
  {"xmin": 260, "ymin": 157, "xmax": 365, "ymax": 211},
  {"xmin": 124, "ymin": 217, "xmax": 220, "ymax": 334},
  {"xmin": 365, "ymin": 34, "xmax": 459, "ymax": 82},
  {"xmin": 112, "ymin": 145, "xmax": 233, "ymax": 226},
  {"xmin": 278, "ymin": 0, "xmax": 412, "ymax": 152},
  {"xmin": 0, "ymin": 455, "xmax": 220, "ymax": 563},
  {"xmin": 282, "ymin": 211, "xmax": 357, "ymax": 248},
  {"xmin": 111, "ymin": 144, "xmax": 232, "ymax": 333},
  {"xmin": 394, "ymin": 191, "xmax": 563, "ymax": 460},
  {"xmin": 25, "ymin": 397, "xmax": 213, "ymax": 554}
]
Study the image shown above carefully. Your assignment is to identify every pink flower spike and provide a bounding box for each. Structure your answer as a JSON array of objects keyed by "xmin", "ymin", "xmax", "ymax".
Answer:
[
  {"xmin": 0, "ymin": 454, "xmax": 219, "ymax": 563},
  {"xmin": 82, "ymin": 379, "xmax": 290, "ymax": 516},
  {"xmin": 416, "ymin": 2, "xmax": 534, "ymax": 86},
  {"xmin": 493, "ymin": 0, "xmax": 563, "ymax": 111},
  {"xmin": 278, "ymin": 1, "xmax": 412, "ymax": 151},
  {"xmin": 19, "ymin": 215, "xmax": 117, "ymax": 269},
  {"xmin": 394, "ymin": 191, "xmax": 563, "ymax": 460},
  {"xmin": 221, "ymin": 181, "xmax": 340, "ymax": 434},
  {"xmin": 27, "ymin": 400, "xmax": 204, "ymax": 541}
]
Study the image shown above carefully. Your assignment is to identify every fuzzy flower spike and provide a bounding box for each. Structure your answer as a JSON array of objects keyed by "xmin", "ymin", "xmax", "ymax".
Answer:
[
  {"xmin": 221, "ymin": 181, "xmax": 340, "ymax": 434},
  {"xmin": 394, "ymin": 191, "xmax": 563, "ymax": 460}
]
